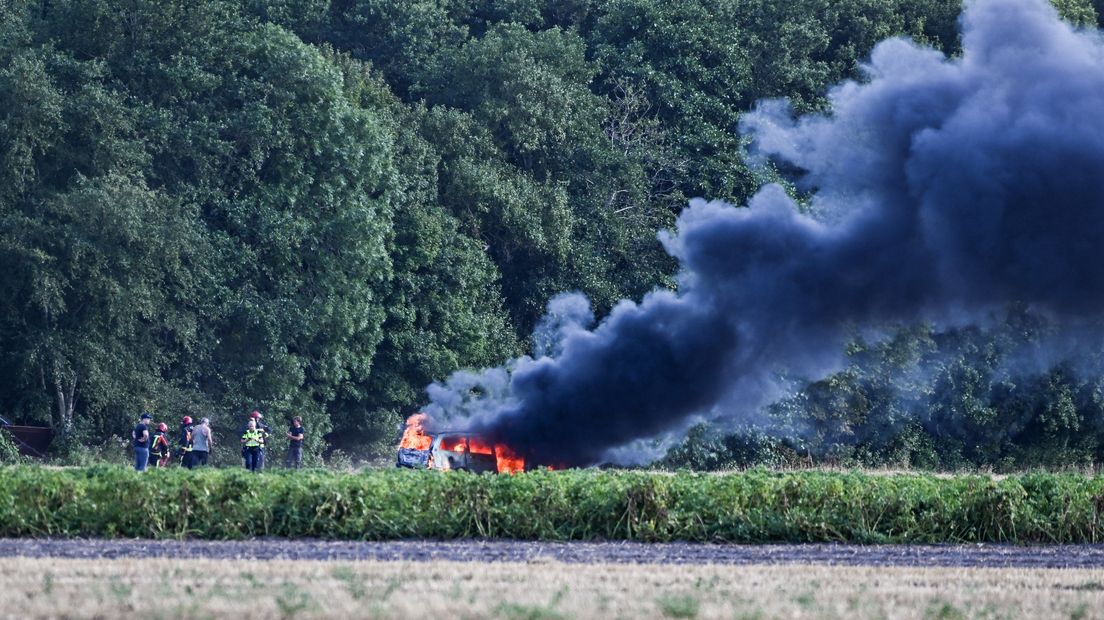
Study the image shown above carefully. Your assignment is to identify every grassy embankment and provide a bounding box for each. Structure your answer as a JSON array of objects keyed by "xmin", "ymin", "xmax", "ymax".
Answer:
[
  {"xmin": 3, "ymin": 558, "xmax": 1102, "ymax": 619},
  {"xmin": 1, "ymin": 466, "xmax": 1102, "ymax": 542}
]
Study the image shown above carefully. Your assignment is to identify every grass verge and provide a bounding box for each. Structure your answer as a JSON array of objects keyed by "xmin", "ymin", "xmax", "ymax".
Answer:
[{"xmin": 0, "ymin": 466, "xmax": 1103, "ymax": 542}]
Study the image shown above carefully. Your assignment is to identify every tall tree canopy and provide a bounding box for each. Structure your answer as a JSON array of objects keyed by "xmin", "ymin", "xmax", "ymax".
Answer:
[{"xmin": 1, "ymin": 0, "xmax": 1099, "ymax": 465}]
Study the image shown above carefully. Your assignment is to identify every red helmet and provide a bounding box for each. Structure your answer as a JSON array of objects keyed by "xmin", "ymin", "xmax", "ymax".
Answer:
[
  {"xmin": 182, "ymin": 415, "xmax": 193, "ymax": 425},
  {"xmin": 158, "ymin": 422, "xmax": 168, "ymax": 432},
  {"xmin": 250, "ymin": 410, "xmax": 262, "ymax": 419}
]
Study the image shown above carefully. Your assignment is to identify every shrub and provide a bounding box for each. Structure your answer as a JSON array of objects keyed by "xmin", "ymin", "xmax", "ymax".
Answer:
[
  {"xmin": 0, "ymin": 467, "xmax": 1102, "ymax": 543},
  {"xmin": 0, "ymin": 430, "xmax": 23, "ymax": 465}
]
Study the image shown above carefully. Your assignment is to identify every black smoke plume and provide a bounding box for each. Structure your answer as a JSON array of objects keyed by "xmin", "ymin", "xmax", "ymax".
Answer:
[{"xmin": 426, "ymin": 0, "xmax": 1104, "ymax": 466}]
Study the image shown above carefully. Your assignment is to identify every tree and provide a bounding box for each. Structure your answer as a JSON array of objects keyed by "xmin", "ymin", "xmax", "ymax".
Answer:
[
  {"xmin": 0, "ymin": 2, "xmax": 398, "ymax": 462},
  {"xmin": 323, "ymin": 54, "xmax": 520, "ymax": 455}
]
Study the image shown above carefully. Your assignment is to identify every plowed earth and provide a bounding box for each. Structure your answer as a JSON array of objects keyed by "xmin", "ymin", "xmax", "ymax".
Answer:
[{"xmin": 1, "ymin": 538, "xmax": 1102, "ymax": 567}]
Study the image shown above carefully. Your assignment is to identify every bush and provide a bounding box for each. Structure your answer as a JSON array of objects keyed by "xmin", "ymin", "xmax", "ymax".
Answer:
[
  {"xmin": 48, "ymin": 434, "xmax": 130, "ymax": 467},
  {"xmin": 0, "ymin": 467, "xmax": 1101, "ymax": 543},
  {"xmin": 0, "ymin": 430, "xmax": 23, "ymax": 465}
]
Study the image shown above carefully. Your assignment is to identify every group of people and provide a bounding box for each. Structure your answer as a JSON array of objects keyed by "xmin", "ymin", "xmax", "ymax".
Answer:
[{"xmin": 130, "ymin": 410, "xmax": 305, "ymax": 472}]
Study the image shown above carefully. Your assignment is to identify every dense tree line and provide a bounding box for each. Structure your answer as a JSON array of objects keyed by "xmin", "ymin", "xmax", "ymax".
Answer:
[{"xmin": 0, "ymin": 0, "xmax": 1099, "ymax": 465}]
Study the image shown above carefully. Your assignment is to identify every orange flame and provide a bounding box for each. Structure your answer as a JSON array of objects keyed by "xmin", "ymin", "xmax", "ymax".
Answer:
[
  {"xmin": 469, "ymin": 437, "xmax": 494, "ymax": 455},
  {"xmin": 397, "ymin": 413, "xmax": 558, "ymax": 474},
  {"xmin": 495, "ymin": 444, "xmax": 526, "ymax": 474},
  {"xmin": 399, "ymin": 413, "xmax": 433, "ymax": 451},
  {"xmin": 438, "ymin": 435, "xmax": 466, "ymax": 452}
]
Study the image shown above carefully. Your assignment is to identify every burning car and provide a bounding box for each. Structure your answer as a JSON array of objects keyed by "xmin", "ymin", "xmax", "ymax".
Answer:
[{"xmin": 396, "ymin": 413, "xmax": 526, "ymax": 474}]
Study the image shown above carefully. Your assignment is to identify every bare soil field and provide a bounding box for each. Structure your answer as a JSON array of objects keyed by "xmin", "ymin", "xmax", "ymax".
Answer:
[
  {"xmin": 1, "ymin": 557, "xmax": 1102, "ymax": 619},
  {"xmin": 1, "ymin": 539, "xmax": 1103, "ymax": 568},
  {"xmin": 4, "ymin": 540, "xmax": 1102, "ymax": 618}
]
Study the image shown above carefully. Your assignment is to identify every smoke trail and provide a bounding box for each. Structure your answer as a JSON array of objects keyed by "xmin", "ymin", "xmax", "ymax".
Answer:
[{"xmin": 429, "ymin": 0, "xmax": 1104, "ymax": 466}]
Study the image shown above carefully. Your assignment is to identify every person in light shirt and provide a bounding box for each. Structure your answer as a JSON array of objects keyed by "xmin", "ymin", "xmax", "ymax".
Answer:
[{"xmin": 190, "ymin": 418, "xmax": 213, "ymax": 467}]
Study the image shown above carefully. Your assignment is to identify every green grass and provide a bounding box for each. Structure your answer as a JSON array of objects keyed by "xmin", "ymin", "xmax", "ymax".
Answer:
[{"xmin": 0, "ymin": 465, "xmax": 1102, "ymax": 542}]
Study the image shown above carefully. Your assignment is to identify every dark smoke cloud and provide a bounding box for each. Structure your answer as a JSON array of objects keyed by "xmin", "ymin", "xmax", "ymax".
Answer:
[{"xmin": 428, "ymin": 0, "xmax": 1104, "ymax": 465}]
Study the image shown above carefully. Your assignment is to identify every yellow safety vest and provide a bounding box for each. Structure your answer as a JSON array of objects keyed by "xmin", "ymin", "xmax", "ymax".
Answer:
[{"xmin": 242, "ymin": 429, "xmax": 263, "ymax": 448}]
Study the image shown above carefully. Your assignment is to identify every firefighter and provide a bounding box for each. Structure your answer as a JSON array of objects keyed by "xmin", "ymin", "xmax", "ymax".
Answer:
[
  {"xmin": 241, "ymin": 419, "xmax": 264, "ymax": 472},
  {"xmin": 149, "ymin": 422, "xmax": 172, "ymax": 468},
  {"xmin": 178, "ymin": 416, "xmax": 194, "ymax": 468}
]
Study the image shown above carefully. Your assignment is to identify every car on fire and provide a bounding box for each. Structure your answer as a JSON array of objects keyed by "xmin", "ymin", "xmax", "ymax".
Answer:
[
  {"xmin": 396, "ymin": 432, "xmax": 494, "ymax": 473},
  {"xmin": 396, "ymin": 413, "xmax": 526, "ymax": 474}
]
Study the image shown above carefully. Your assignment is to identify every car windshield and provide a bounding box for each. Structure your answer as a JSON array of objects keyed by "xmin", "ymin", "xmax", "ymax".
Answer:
[{"xmin": 438, "ymin": 436, "xmax": 466, "ymax": 452}]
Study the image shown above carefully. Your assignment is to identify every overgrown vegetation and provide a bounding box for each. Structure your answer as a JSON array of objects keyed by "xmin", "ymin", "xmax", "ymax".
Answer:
[
  {"xmin": 1, "ymin": 466, "xmax": 1102, "ymax": 543},
  {"xmin": 0, "ymin": 431, "xmax": 24, "ymax": 465},
  {"xmin": 1, "ymin": 0, "xmax": 1101, "ymax": 466},
  {"xmin": 664, "ymin": 307, "xmax": 1104, "ymax": 472}
]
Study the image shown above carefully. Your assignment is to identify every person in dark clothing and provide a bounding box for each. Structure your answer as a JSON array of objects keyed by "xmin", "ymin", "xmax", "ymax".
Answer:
[
  {"xmin": 132, "ymin": 413, "xmax": 151, "ymax": 472},
  {"xmin": 285, "ymin": 416, "xmax": 304, "ymax": 469},
  {"xmin": 149, "ymin": 422, "xmax": 172, "ymax": 468},
  {"xmin": 178, "ymin": 416, "xmax": 194, "ymax": 468}
]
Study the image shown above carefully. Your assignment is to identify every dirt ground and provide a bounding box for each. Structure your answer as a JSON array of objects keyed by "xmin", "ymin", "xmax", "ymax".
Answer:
[
  {"xmin": 2, "ymin": 540, "xmax": 1102, "ymax": 618},
  {"xmin": 1, "ymin": 538, "xmax": 1103, "ymax": 568},
  {"xmin": 1, "ymin": 556, "xmax": 1102, "ymax": 619}
]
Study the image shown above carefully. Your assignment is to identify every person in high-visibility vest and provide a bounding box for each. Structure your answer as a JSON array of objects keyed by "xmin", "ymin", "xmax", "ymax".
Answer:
[
  {"xmin": 241, "ymin": 419, "xmax": 264, "ymax": 472},
  {"xmin": 238, "ymin": 410, "xmax": 272, "ymax": 469}
]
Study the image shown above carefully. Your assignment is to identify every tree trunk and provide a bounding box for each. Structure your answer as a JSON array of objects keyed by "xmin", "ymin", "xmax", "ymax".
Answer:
[{"xmin": 52, "ymin": 366, "xmax": 77, "ymax": 435}]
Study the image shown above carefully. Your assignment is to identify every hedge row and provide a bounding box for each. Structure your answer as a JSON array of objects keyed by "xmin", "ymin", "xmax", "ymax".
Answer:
[{"xmin": 0, "ymin": 466, "xmax": 1102, "ymax": 542}]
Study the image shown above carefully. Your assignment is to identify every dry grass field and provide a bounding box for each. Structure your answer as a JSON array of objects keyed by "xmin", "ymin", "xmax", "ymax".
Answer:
[{"xmin": 0, "ymin": 557, "xmax": 1102, "ymax": 619}]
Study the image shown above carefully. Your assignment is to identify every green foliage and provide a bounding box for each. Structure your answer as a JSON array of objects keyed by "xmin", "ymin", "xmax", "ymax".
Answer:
[
  {"xmin": 2, "ymin": 0, "xmax": 1100, "ymax": 465},
  {"xmin": 50, "ymin": 432, "xmax": 130, "ymax": 467},
  {"xmin": 1051, "ymin": 0, "xmax": 1100, "ymax": 25},
  {"xmin": 0, "ymin": 467, "xmax": 1103, "ymax": 543},
  {"xmin": 666, "ymin": 308, "xmax": 1104, "ymax": 472},
  {"xmin": 0, "ymin": 0, "xmax": 515, "ymax": 458},
  {"xmin": 0, "ymin": 430, "xmax": 24, "ymax": 465}
]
